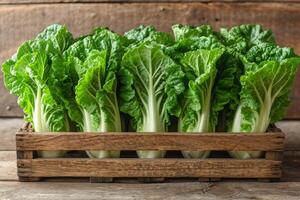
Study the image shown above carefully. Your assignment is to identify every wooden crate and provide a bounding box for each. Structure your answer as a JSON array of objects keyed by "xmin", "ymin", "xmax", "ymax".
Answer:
[{"xmin": 16, "ymin": 124, "xmax": 285, "ymax": 183}]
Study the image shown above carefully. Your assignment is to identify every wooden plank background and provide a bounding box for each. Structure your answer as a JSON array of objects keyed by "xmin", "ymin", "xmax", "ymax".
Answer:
[
  {"xmin": 1, "ymin": 0, "xmax": 300, "ymax": 4},
  {"xmin": 0, "ymin": 1, "xmax": 300, "ymax": 118}
]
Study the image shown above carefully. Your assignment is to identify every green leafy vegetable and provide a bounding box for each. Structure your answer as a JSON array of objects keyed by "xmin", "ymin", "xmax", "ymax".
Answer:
[
  {"xmin": 124, "ymin": 25, "xmax": 174, "ymax": 48},
  {"xmin": 75, "ymin": 50, "xmax": 121, "ymax": 158},
  {"xmin": 178, "ymin": 48, "xmax": 224, "ymax": 158},
  {"xmin": 53, "ymin": 27, "xmax": 126, "ymax": 158},
  {"xmin": 170, "ymin": 24, "xmax": 234, "ymax": 158},
  {"xmin": 2, "ymin": 24, "xmax": 74, "ymax": 157},
  {"xmin": 229, "ymin": 43, "xmax": 300, "ymax": 159},
  {"xmin": 119, "ymin": 44, "xmax": 184, "ymax": 158},
  {"xmin": 2, "ymin": 23, "xmax": 299, "ymax": 161},
  {"xmin": 179, "ymin": 48, "xmax": 224, "ymax": 132}
]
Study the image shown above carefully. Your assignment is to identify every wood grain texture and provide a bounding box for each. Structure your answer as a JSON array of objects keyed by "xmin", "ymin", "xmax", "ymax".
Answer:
[
  {"xmin": 2, "ymin": 119, "xmax": 300, "ymax": 152},
  {"xmin": 6, "ymin": 182, "xmax": 300, "ymax": 200},
  {"xmin": 16, "ymin": 132, "xmax": 284, "ymax": 151},
  {"xmin": 0, "ymin": 3, "xmax": 300, "ymax": 118},
  {"xmin": 17, "ymin": 158, "xmax": 282, "ymax": 178},
  {"xmin": 276, "ymin": 121, "xmax": 300, "ymax": 150},
  {"xmin": 265, "ymin": 151, "xmax": 283, "ymax": 161},
  {"xmin": 0, "ymin": 151, "xmax": 17, "ymax": 181},
  {"xmin": 282, "ymin": 150, "xmax": 300, "ymax": 181},
  {"xmin": 0, "ymin": 118, "xmax": 23, "ymax": 150},
  {"xmin": 2, "ymin": 150, "xmax": 299, "ymax": 181},
  {"xmin": 16, "ymin": 150, "xmax": 41, "ymax": 181},
  {"xmin": 2, "ymin": 0, "xmax": 300, "ymax": 4}
]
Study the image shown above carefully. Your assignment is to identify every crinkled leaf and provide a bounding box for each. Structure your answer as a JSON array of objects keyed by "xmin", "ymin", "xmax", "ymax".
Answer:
[
  {"xmin": 125, "ymin": 25, "xmax": 174, "ymax": 49},
  {"xmin": 178, "ymin": 48, "xmax": 224, "ymax": 132},
  {"xmin": 119, "ymin": 44, "xmax": 184, "ymax": 132},
  {"xmin": 2, "ymin": 24, "xmax": 73, "ymax": 131},
  {"xmin": 232, "ymin": 57, "xmax": 300, "ymax": 132},
  {"xmin": 75, "ymin": 50, "xmax": 121, "ymax": 132},
  {"xmin": 220, "ymin": 24, "xmax": 275, "ymax": 53}
]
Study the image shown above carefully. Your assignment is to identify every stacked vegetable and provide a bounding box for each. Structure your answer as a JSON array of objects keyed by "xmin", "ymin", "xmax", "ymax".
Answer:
[{"xmin": 2, "ymin": 24, "xmax": 299, "ymax": 159}]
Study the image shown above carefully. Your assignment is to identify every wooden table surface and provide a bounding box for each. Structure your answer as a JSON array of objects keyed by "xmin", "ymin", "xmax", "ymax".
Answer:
[{"xmin": 1, "ymin": 118, "xmax": 300, "ymax": 200}]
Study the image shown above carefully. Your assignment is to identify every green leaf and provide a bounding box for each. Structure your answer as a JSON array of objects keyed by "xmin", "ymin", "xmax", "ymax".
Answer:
[
  {"xmin": 65, "ymin": 27, "xmax": 127, "ymax": 71},
  {"xmin": 245, "ymin": 42, "xmax": 296, "ymax": 67},
  {"xmin": 233, "ymin": 58, "xmax": 300, "ymax": 133},
  {"xmin": 75, "ymin": 50, "xmax": 121, "ymax": 132},
  {"xmin": 125, "ymin": 25, "xmax": 157, "ymax": 41},
  {"xmin": 178, "ymin": 48, "xmax": 224, "ymax": 132},
  {"xmin": 1, "ymin": 24, "xmax": 73, "ymax": 132},
  {"xmin": 172, "ymin": 24, "xmax": 214, "ymax": 41},
  {"xmin": 125, "ymin": 25, "xmax": 174, "ymax": 49},
  {"xmin": 220, "ymin": 24, "xmax": 275, "ymax": 53},
  {"xmin": 167, "ymin": 24, "xmax": 223, "ymax": 61},
  {"xmin": 119, "ymin": 44, "xmax": 184, "ymax": 132},
  {"xmin": 60, "ymin": 28, "xmax": 125, "ymax": 131},
  {"xmin": 36, "ymin": 24, "xmax": 74, "ymax": 54},
  {"xmin": 42, "ymin": 87, "xmax": 70, "ymax": 132}
]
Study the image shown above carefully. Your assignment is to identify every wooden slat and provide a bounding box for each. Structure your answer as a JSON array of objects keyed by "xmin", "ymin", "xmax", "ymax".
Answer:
[
  {"xmin": 3, "ymin": 181, "xmax": 296, "ymax": 200},
  {"xmin": 286, "ymin": 70, "xmax": 300, "ymax": 119},
  {"xmin": 3, "ymin": 150, "xmax": 299, "ymax": 181},
  {"xmin": 16, "ymin": 132, "xmax": 284, "ymax": 151},
  {"xmin": 2, "ymin": 1, "xmax": 300, "ymax": 4},
  {"xmin": 0, "ymin": 151, "xmax": 17, "ymax": 181},
  {"xmin": 16, "ymin": 150, "xmax": 41, "ymax": 181},
  {"xmin": 14, "ymin": 133, "xmax": 40, "ymax": 181},
  {"xmin": 0, "ymin": 3, "xmax": 300, "ymax": 118},
  {"xmin": 1, "ymin": 182, "xmax": 300, "ymax": 200},
  {"xmin": 264, "ymin": 151, "xmax": 283, "ymax": 181},
  {"xmin": 1, "ymin": 149, "xmax": 299, "ymax": 182},
  {"xmin": 282, "ymin": 150, "xmax": 300, "ymax": 181},
  {"xmin": 1, "ymin": 119, "xmax": 299, "ymax": 153},
  {"xmin": 0, "ymin": 119, "xmax": 298, "ymax": 152},
  {"xmin": 276, "ymin": 120, "xmax": 300, "ymax": 150},
  {"xmin": 17, "ymin": 158, "xmax": 281, "ymax": 178},
  {"xmin": 0, "ymin": 118, "xmax": 23, "ymax": 150}
]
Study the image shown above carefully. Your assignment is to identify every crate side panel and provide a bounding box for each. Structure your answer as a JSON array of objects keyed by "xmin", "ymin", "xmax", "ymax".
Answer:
[
  {"xmin": 16, "ymin": 132, "xmax": 284, "ymax": 151},
  {"xmin": 17, "ymin": 158, "xmax": 282, "ymax": 178}
]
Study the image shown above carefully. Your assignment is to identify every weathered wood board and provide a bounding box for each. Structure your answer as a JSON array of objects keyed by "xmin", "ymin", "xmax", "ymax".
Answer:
[
  {"xmin": 17, "ymin": 158, "xmax": 281, "ymax": 178},
  {"xmin": 2, "ymin": 150, "xmax": 300, "ymax": 182},
  {"xmin": 1, "ymin": 0, "xmax": 300, "ymax": 3},
  {"xmin": 0, "ymin": 151, "xmax": 18, "ymax": 181},
  {"xmin": 0, "ymin": 118, "xmax": 23, "ymax": 151},
  {"xmin": 16, "ymin": 132, "xmax": 284, "ymax": 151},
  {"xmin": 276, "ymin": 121, "xmax": 300, "ymax": 151},
  {"xmin": 1, "ymin": 118, "xmax": 297, "ymax": 151},
  {"xmin": 282, "ymin": 151, "xmax": 300, "ymax": 181},
  {"xmin": 0, "ymin": 2, "xmax": 300, "ymax": 118},
  {"xmin": 1, "ymin": 181, "xmax": 300, "ymax": 200}
]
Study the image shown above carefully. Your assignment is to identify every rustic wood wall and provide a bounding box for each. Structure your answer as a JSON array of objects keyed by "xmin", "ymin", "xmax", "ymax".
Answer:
[{"xmin": 0, "ymin": 0, "xmax": 299, "ymax": 118}]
